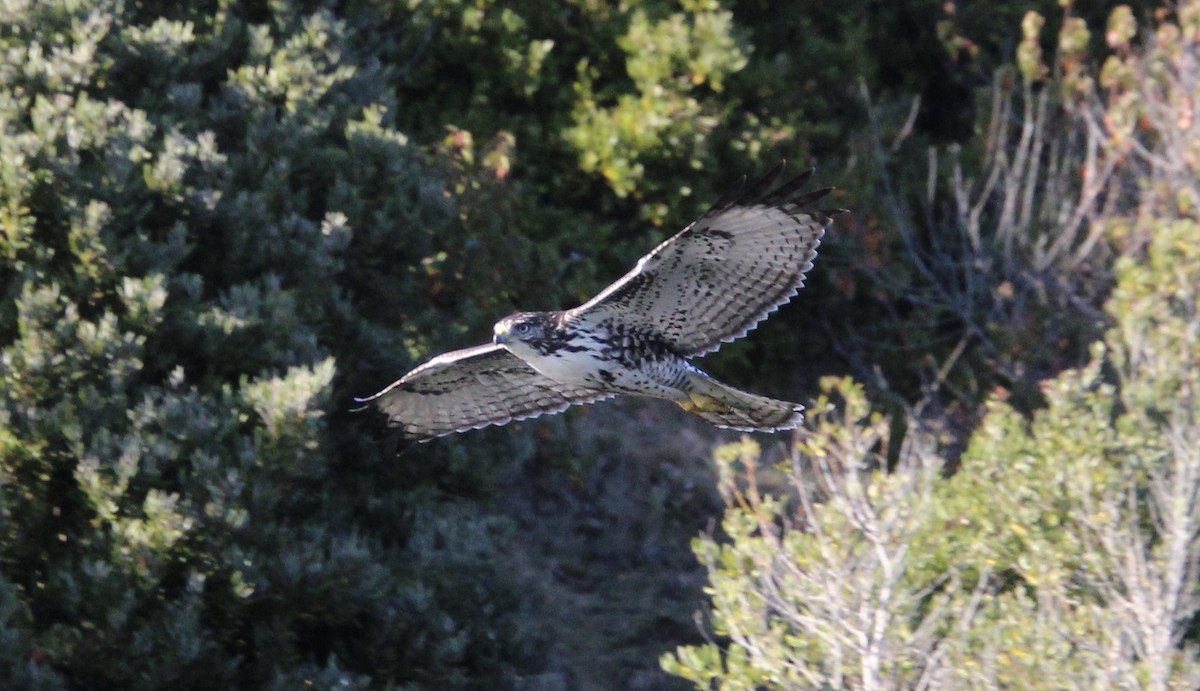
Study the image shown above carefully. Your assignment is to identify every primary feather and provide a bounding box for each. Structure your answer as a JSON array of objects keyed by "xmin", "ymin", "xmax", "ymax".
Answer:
[{"xmin": 359, "ymin": 164, "xmax": 845, "ymax": 442}]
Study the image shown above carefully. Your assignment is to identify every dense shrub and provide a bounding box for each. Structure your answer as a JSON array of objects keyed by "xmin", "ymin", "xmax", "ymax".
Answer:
[
  {"xmin": 665, "ymin": 3, "xmax": 1200, "ymax": 688},
  {"xmin": 664, "ymin": 219, "xmax": 1200, "ymax": 690},
  {"xmin": 0, "ymin": 1, "xmax": 537, "ymax": 687},
  {"xmin": 3, "ymin": 0, "xmax": 1192, "ymax": 688},
  {"xmin": 0, "ymin": 0, "xmax": 846, "ymax": 686}
]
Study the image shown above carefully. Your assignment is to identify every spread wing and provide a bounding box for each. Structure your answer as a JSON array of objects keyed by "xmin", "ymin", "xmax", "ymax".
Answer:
[
  {"xmin": 569, "ymin": 163, "xmax": 844, "ymax": 357},
  {"xmin": 356, "ymin": 344, "xmax": 613, "ymax": 442}
]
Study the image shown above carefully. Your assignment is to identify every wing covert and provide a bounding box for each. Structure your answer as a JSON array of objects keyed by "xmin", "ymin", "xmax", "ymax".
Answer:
[
  {"xmin": 357, "ymin": 344, "xmax": 612, "ymax": 442},
  {"xmin": 569, "ymin": 164, "xmax": 844, "ymax": 357}
]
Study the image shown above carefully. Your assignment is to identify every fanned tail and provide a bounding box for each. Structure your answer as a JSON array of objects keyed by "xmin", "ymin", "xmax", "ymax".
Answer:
[{"xmin": 678, "ymin": 369, "xmax": 803, "ymax": 432}]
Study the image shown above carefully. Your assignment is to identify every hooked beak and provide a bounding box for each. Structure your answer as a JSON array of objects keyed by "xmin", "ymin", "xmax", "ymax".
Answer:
[{"xmin": 493, "ymin": 322, "xmax": 509, "ymax": 346}]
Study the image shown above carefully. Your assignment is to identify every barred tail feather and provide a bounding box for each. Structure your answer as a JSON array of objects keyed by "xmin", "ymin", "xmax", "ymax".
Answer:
[{"xmin": 678, "ymin": 370, "xmax": 803, "ymax": 432}]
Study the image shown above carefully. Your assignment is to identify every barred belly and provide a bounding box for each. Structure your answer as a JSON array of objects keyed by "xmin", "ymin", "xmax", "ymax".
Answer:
[{"xmin": 520, "ymin": 334, "xmax": 692, "ymax": 401}]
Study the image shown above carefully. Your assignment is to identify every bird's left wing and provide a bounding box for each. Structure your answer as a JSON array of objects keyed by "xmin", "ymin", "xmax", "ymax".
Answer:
[
  {"xmin": 357, "ymin": 343, "xmax": 612, "ymax": 442},
  {"xmin": 570, "ymin": 164, "xmax": 844, "ymax": 357}
]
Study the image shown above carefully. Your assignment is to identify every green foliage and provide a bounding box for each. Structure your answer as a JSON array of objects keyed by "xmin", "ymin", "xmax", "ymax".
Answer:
[
  {"xmin": 567, "ymin": 6, "xmax": 747, "ymax": 199},
  {"xmin": 664, "ymin": 222, "xmax": 1200, "ymax": 690},
  {"xmin": 6, "ymin": 0, "xmax": 1197, "ymax": 687},
  {"xmin": 825, "ymin": 0, "xmax": 1169, "ymax": 435},
  {"xmin": 663, "ymin": 4, "xmax": 1200, "ymax": 688},
  {"xmin": 932, "ymin": 219, "xmax": 1200, "ymax": 689},
  {"xmin": 0, "ymin": 0, "xmax": 535, "ymax": 686},
  {"xmin": 3, "ymin": 0, "xmax": 824, "ymax": 683},
  {"xmin": 1093, "ymin": 0, "xmax": 1200, "ymax": 221},
  {"xmin": 662, "ymin": 379, "xmax": 957, "ymax": 688}
]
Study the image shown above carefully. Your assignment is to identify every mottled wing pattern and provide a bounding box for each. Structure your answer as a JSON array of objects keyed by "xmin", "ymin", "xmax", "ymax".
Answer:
[
  {"xmin": 570, "ymin": 164, "xmax": 842, "ymax": 357},
  {"xmin": 357, "ymin": 344, "xmax": 613, "ymax": 442}
]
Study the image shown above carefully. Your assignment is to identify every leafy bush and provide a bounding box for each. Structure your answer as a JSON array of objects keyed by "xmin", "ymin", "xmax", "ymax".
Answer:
[
  {"xmin": 662, "ymin": 379, "xmax": 957, "ymax": 689},
  {"xmin": 938, "ymin": 219, "xmax": 1200, "ymax": 689},
  {"xmin": 664, "ymin": 3, "xmax": 1200, "ymax": 686},
  {"xmin": 6, "ymin": 0, "xmax": 1194, "ymax": 687},
  {"xmin": 1, "ymin": 0, "xmax": 850, "ymax": 685},
  {"xmin": 0, "ymin": 1, "xmax": 536, "ymax": 687},
  {"xmin": 664, "ymin": 216, "xmax": 1200, "ymax": 689}
]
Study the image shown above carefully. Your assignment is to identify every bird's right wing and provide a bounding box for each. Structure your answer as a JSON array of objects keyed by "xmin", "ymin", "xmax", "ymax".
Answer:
[
  {"xmin": 569, "ymin": 164, "xmax": 843, "ymax": 357},
  {"xmin": 356, "ymin": 343, "xmax": 612, "ymax": 442}
]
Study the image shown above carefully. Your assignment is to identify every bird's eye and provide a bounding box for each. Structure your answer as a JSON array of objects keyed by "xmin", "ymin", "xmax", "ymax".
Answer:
[{"xmin": 516, "ymin": 323, "xmax": 531, "ymax": 334}]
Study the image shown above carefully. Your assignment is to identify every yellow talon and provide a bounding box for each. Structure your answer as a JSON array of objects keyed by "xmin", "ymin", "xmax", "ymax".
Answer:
[{"xmin": 678, "ymin": 392, "xmax": 731, "ymax": 414}]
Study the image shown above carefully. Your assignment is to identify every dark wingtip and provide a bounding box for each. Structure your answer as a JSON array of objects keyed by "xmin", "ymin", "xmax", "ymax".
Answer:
[
  {"xmin": 787, "ymin": 185, "xmax": 834, "ymax": 207},
  {"xmin": 706, "ymin": 172, "xmax": 751, "ymax": 215},
  {"xmin": 741, "ymin": 161, "xmax": 788, "ymax": 202},
  {"xmin": 761, "ymin": 167, "xmax": 815, "ymax": 205},
  {"xmin": 708, "ymin": 161, "xmax": 836, "ymax": 217}
]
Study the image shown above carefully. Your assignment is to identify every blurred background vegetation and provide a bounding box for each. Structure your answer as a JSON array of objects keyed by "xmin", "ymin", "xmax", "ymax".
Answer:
[{"xmin": 1, "ymin": 0, "xmax": 1197, "ymax": 688}]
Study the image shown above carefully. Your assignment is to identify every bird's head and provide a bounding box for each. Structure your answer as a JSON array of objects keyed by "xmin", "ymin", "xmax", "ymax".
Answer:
[{"xmin": 493, "ymin": 312, "xmax": 551, "ymax": 352}]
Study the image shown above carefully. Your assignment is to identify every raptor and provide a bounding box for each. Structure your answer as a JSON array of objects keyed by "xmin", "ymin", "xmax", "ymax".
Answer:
[{"xmin": 358, "ymin": 163, "xmax": 844, "ymax": 442}]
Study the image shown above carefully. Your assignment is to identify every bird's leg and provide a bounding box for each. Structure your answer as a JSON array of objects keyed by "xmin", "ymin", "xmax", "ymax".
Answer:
[{"xmin": 677, "ymin": 391, "xmax": 734, "ymax": 414}]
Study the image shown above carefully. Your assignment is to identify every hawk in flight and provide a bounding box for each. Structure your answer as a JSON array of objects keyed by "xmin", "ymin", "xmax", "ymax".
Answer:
[{"xmin": 359, "ymin": 163, "xmax": 843, "ymax": 442}]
